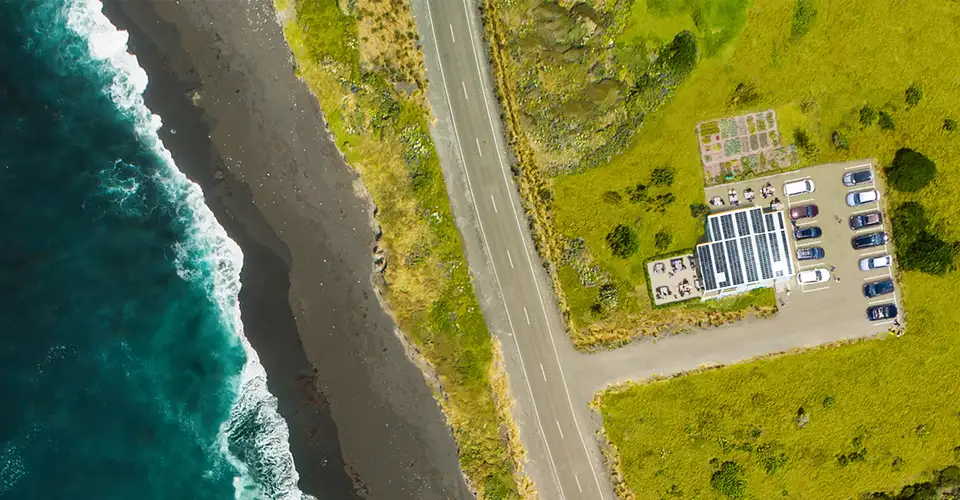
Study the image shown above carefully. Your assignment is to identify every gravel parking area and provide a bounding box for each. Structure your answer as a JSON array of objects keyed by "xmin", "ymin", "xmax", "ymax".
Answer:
[{"xmin": 704, "ymin": 159, "xmax": 904, "ymax": 338}]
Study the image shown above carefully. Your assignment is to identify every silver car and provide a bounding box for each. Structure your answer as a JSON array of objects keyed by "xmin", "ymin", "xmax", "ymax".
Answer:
[{"xmin": 859, "ymin": 254, "xmax": 892, "ymax": 271}]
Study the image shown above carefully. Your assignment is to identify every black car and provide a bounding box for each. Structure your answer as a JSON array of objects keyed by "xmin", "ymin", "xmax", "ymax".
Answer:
[
  {"xmin": 863, "ymin": 278, "xmax": 895, "ymax": 298},
  {"xmin": 867, "ymin": 303, "xmax": 898, "ymax": 321},
  {"xmin": 796, "ymin": 246, "xmax": 825, "ymax": 260},
  {"xmin": 794, "ymin": 226, "xmax": 822, "ymax": 240},
  {"xmin": 850, "ymin": 212, "xmax": 882, "ymax": 230},
  {"xmin": 852, "ymin": 231, "xmax": 888, "ymax": 249}
]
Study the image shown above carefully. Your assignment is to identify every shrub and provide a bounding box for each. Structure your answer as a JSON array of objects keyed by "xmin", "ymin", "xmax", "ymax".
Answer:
[
  {"xmin": 602, "ymin": 190, "xmax": 622, "ymax": 204},
  {"xmin": 831, "ymin": 130, "xmax": 849, "ymax": 150},
  {"xmin": 606, "ymin": 224, "xmax": 639, "ymax": 258},
  {"xmin": 793, "ymin": 128, "xmax": 819, "ymax": 158},
  {"xmin": 627, "ymin": 183, "xmax": 649, "ymax": 203},
  {"xmin": 710, "ymin": 461, "xmax": 747, "ymax": 499},
  {"xmin": 944, "ymin": 118, "xmax": 957, "ymax": 132},
  {"xmin": 886, "ymin": 148, "xmax": 936, "ymax": 192},
  {"xmin": 728, "ymin": 82, "xmax": 761, "ymax": 109},
  {"xmin": 649, "ymin": 192, "xmax": 676, "ymax": 213},
  {"xmin": 791, "ymin": 0, "xmax": 817, "ymax": 40},
  {"xmin": 689, "ymin": 203, "xmax": 711, "ymax": 218},
  {"xmin": 859, "ymin": 105, "xmax": 877, "ymax": 127},
  {"xmin": 905, "ymin": 84, "xmax": 923, "ymax": 108},
  {"xmin": 592, "ymin": 283, "xmax": 620, "ymax": 313},
  {"xmin": 660, "ymin": 31, "xmax": 699, "ymax": 79},
  {"xmin": 651, "ymin": 166, "xmax": 676, "ymax": 186},
  {"xmin": 822, "ymin": 395, "xmax": 836, "ymax": 409},
  {"xmin": 878, "ymin": 111, "xmax": 895, "ymax": 130},
  {"xmin": 654, "ymin": 230, "xmax": 672, "ymax": 251}
]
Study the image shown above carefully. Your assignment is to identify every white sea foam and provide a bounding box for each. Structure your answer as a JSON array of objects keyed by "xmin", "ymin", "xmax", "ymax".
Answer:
[{"xmin": 65, "ymin": 1, "xmax": 313, "ymax": 498}]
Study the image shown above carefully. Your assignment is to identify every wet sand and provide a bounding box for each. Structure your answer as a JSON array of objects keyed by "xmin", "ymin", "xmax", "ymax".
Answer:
[{"xmin": 100, "ymin": 1, "xmax": 472, "ymax": 499}]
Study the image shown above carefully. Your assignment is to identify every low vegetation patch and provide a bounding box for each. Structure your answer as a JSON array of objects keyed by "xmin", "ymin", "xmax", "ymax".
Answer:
[{"xmin": 276, "ymin": 0, "xmax": 528, "ymax": 496}]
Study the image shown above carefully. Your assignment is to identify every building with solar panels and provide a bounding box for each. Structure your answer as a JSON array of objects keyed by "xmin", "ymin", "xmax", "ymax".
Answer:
[{"xmin": 696, "ymin": 206, "xmax": 794, "ymax": 298}]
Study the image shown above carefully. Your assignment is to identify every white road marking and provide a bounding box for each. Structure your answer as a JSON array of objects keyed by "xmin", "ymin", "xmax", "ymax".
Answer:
[
  {"xmin": 795, "ymin": 239, "xmax": 822, "ymax": 247},
  {"xmin": 803, "ymin": 286, "xmax": 831, "ymax": 293},
  {"xmin": 859, "ymin": 249, "xmax": 887, "ymax": 257},
  {"xmin": 449, "ymin": 23, "xmax": 456, "ymax": 43},
  {"xmin": 423, "ymin": 4, "xmax": 567, "ymax": 498},
  {"xmin": 873, "ymin": 319, "xmax": 896, "ymax": 326},
  {"xmin": 844, "ymin": 162, "xmax": 873, "ymax": 170},
  {"xmin": 490, "ymin": 194, "xmax": 498, "ymax": 213},
  {"xmin": 507, "ymin": 249, "xmax": 515, "ymax": 268},
  {"xmin": 475, "ymin": 137, "xmax": 483, "ymax": 156},
  {"xmin": 852, "ymin": 207, "xmax": 879, "ymax": 215},
  {"xmin": 462, "ymin": 80, "xmax": 469, "ymax": 100},
  {"xmin": 868, "ymin": 298, "xmax": 890, "ymax": 305},
  {"xmin": 460, "ymin": 0, "xmax": 607, "ymax": 495},
  {"xmin": 863, "ymin": 274, "xmax": 888, "ymax": 281},
  {"xmin": 540, "ymin": 363, "xmax": 547, "ymax": 381},
  {"xmin": 798, "ymin": 262, "xmax": 823, "ymax": 270},
  {"xmin": 523, "ymin": 306, "xmax": 531, "ymax": 325},
  {"xmin": 575, "ymin": 475, "xmax": 583, "ymax": 492},
  {"xmin": 855, "ymin": 226, "xmax": 880, "ymax": 234},
  {"xmin": 795, "ymin": 219, "xmax": 818, "ymax": 226},
  {"xmin": 556, "ymin": 420, "xmax": 565, "ymax": 439},
  {"xmin": 791, "ymin": 197, "xmax": 815, "ymax": 205}
]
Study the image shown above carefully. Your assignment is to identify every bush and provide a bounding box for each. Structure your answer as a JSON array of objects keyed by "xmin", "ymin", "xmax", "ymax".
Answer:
[
  {"xmin": 944, "ymin": 118, "xmax": 957, "ymax": 132},
  {"xmin": 606, "ymin": 224, "xmax": 639, "ymax": 258},
  {"xmin": 592, "ymin": 283, "xmax": 620, "ymax": 314},
  {"xmin": 660, "ymin": 31, "xmax": 699, "ymax": 79},
  {"xmin": 878, "ymin": 111, "xmax": 895, "ymax": 130},
  {"xmin": 651, "ymin": 166, "xmax": 676, "ymax": 186},
  {"xmin": 689, "ymin": 203, "xmax": 711, "ymax": 218},
  {"xmin": 728, "ymin": 82, "xmax": 761, "ymax": 109},
  {"xmin": 654, "ymin": 230, "xmax": 672, "ymax": 251},
  {"xmin": 905, "ymin": 84, "xmax": 923, "ymax": 108},
  {"xmin": 886, "ymin": 148, "xmax": 936, "ymax": 192},
  {"xmin": 831, "ymin": 130, "xmax": 849, "ymax": 150},
  {"xmin": 793, "ymin": 128, "xmax": 819, "ymax": 158},
  {"xmin": 711, "ymin": 461, "xmax": 747, "ymax": 499},
  {"xmin": 859, "ymin": 105, "xmax": 877, "ymax": 127},
  {"xmin": 822, "ymin": 395, "xmax": 836, "ymax": 409},
  {"xmin": 602, "ymin": 190, "xmax": 622, "ymax": 204},
  {"xmin": 627, "ymin": 183, "xmax": 648, "ymax": 203},
  {"xmin": 791, "ymin": 0, "xmax": 818, "ymax": 40}
]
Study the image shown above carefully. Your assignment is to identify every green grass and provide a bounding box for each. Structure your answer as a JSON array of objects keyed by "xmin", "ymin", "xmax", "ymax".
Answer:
[
  {"xmin": 592, "ymin": 0, "xmax": 960, "ymax": 496},
  {"xmin": 276, "ymin": 1, "xmax": 528, "ymax": 497},
  {"xmin": 553, "ymin": 0, "xmax": 960, "ymax": 338}
]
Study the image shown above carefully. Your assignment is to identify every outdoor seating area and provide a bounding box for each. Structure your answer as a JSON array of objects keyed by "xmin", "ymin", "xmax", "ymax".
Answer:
[
  {"xmin": 707, "ymin": 180, "xmax": 783, "ymax": 212},
  {"xmin": 648, "ymin": 254, "xmax": 704, "ymax": 305}
]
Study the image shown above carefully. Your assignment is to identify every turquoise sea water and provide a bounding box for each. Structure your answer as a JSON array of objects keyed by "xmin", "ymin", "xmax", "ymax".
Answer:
[{"xmin": 0, "ymin": 0, "xmax": 308, "ymax": 498}]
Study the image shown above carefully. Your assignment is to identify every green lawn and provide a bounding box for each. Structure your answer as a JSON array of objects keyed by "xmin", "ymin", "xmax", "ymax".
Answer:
[
  {"xmin": 593, "ymin": 0, "xmax": 960, "ymax": 497},
  {"xmin": 553, "ymin": 0, "xmax": 960, "ymax": 339}
]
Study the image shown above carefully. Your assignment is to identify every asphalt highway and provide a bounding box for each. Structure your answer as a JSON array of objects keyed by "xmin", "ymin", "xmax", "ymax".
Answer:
[{"xmin": 409, "ymin": 0, "xmax": 613, "ymax": 498}]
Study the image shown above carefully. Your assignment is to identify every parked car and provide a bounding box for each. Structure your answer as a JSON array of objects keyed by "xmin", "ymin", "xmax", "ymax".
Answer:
[
  {"xmin": 794, "ymin": 226, "xmax": 822, "ymax": 240},
  {"xmin": 843, "ymin": 169, "xmax": 873, "ymax": 187},
  {"xmin": 790, "ymin": 204, "xmax": 819, "ymax": 220},
  {"xmin": 863, "ymin": 278, "xmax": 895, "ymax": 298},
  {"xmin": 797, "ymin": 268, "xmax": 831, "ymax": 284},
  {"xmin": 797, "ymin": 246, "xmax": 825, "ymax": 261},
  {"xmin": 852, "ymin": 231, "xmax": 888, "ymax": 249},
  {"xmin": 849, "ymin": 211, "xmax": 883, "ymax": 230},
  {"xmin": 867, "ymin": 303, "xmax": 898, "ymax": 321},
  {"xmin": 846, "ymin": 189, "xmax": 880, "ymax": 207},
  {"xmin": 859, "ymin": 254, "xmax": 892, "ymax": 271},
  {"xmin": 784, "ymin": 179, "xmax": 816, "ymax": 196}
]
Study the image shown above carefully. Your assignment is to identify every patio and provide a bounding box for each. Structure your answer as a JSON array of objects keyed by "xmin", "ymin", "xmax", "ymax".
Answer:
[{"xmin": 647, "ymin": 254, "xmax": 704, "ymax": 305}]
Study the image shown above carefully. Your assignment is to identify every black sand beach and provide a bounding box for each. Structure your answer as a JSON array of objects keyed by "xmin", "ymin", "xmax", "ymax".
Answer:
[{"xmin": 100, "ymin": 1, "xmax": 472, "ymax": 499}]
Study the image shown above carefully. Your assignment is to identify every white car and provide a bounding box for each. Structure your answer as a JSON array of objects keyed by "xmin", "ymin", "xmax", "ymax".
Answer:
[
  {"xmin": 797, "ymin": 268, "xmax": 831, "ymax": 284},
  {"xmin": 784, "ymin": 179, "xmax": 816, "ymax": 196},
  {"xmin": 846, "ymin": 189, "xmax": 880, "ymax": 207},
  {"xmin": 859, "ymin": 255, "xmax": 893, "ymax": 271}
]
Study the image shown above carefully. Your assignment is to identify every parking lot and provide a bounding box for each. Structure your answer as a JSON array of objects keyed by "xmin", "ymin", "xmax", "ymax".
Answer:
[{"xmin": 704, "ymin": 159, "xmax": 904, "ymax": 338}]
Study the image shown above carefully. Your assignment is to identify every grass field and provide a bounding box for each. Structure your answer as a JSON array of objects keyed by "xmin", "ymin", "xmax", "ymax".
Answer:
[
  {"xmin": 551, "ymin": 0, "xmax": 960, "ymax": 344},
  {"xmin": 593, "ymin": 0, "xmax": 960, "ymax": 497},
  {"xmin": 275, "ymin": 1, "xmax": 532, "ymax": 497}
]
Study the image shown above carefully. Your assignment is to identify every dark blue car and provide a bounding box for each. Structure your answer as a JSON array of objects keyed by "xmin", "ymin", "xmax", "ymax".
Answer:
[
  {"xmin": 863, "ymin": 278, "xmax": 895, "ymax": 298},
  {"xmin": 794, "ymin": 226, "xmax": 822, "ymax": 240},
  {"xmin": 867, "ymin": 304, "xmax": 898, "ymax": 321},
  {"xmin": 853, "ymin": 231, "xmax": 888, "ymax": 249},
  {"xmin": 796, "ymin": 246, "xmax": 825, "ymax": 260}
]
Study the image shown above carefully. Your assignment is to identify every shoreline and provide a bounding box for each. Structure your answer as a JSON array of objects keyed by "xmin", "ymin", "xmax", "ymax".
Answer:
[{"xmin": 99, "ymin": 1, "xmax": 472, "ymax": 498}]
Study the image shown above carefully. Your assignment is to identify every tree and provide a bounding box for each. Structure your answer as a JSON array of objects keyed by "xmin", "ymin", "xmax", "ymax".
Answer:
[
  {"xmin": 878, "ymin": 111, "xmax": 895, "ymax": 130},
  {"xmin": 891, "ymin": 201, "xmax": 928, "ymax": 249},
  {"xmin": 886, "ymin": 148, "xmax": 936, "ymax": 192},
  {"xmin": 711, "ymin": 461, "xmax": 747, "ymax": 499},
  {"xmin": 606, "ymin": 224, "xmax": 639, "ymax": 258},
  {"xmin": 654, "ymin": 230, "xmax": 672, "ymax": 251},
  {"xmin": 901, "ymin": 231, "xmax": 955, "ymax": 275},
  {"xmin": 660, "ymin": 31, "xmax": 699, "ymax": 79},
  {"xmin": 650, "ymin": 166, "xmax": 676, "ymax": 186},
  {"xmin": 905, "ymin": 83, "xmax": 923, "ymax": 108},
  {"xmin": 859, "ymin": 106, "xmax": 877, "ymax": 127}
]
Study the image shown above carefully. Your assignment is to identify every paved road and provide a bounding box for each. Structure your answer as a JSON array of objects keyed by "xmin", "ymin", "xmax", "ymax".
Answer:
[{"xmin": 409, "ymin": 0, "xmax": 612, "ymax": 498}]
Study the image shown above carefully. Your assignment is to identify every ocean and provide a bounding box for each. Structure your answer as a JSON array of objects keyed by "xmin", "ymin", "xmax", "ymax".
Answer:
[{"xmin": 0, "ymin": 0, "xmax": 310, "ymax": 498}]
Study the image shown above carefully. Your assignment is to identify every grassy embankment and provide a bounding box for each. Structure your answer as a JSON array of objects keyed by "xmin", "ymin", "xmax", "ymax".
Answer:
[
  {"xmin": 274, "ymin": 1, "xmax": 532, "ymax": 497},
  {"xmin": 597, "ymin": 0, "xmax": 960, "ymax": 497},
  {"xmin": 480, "ymin": 0, "xmax": 775, "ymax": 351}
]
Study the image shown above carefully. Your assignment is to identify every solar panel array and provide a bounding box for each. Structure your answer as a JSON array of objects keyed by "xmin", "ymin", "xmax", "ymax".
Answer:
[{"xmin": 696, "ymin": 206, "xmax": 792, "ymax": 292}]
